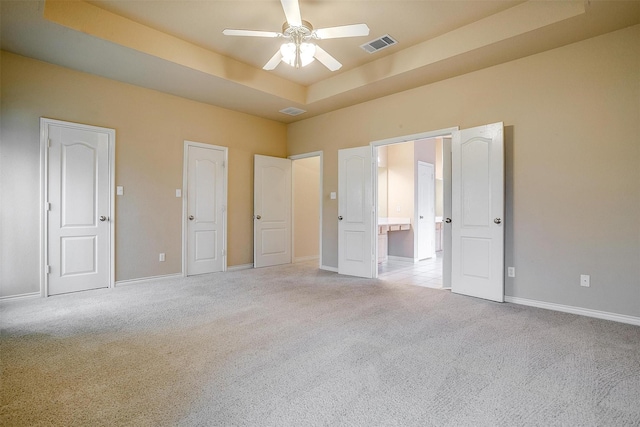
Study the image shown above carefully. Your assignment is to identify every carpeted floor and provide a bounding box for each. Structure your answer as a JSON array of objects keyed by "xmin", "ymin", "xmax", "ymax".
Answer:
[{"xmin": 1, "ymin": 261, "xmax": 639, "ymax": 426}]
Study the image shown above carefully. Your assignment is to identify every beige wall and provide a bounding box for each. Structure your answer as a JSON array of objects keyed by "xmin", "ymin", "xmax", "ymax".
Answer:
[
  {"xmin": 0, "ymin": 52, "xmax": 286, "ymax": 296},
  {"xmin": 293, "ymin": 156, "xmax": 320, "ymax": 261},
  {"xmin": 1, "ymin": 25, "xmax": 639, "ymax": 319},
  {"xmin": 288, "ymin": 25, "xmax": 640, "ymax": 317}
]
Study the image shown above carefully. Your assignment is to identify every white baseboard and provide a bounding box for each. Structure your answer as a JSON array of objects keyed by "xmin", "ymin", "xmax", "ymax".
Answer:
[
  {"xmin": 320, "ymin": 265, "xmax": 338, "ymax": 272},
  {"xmin": 0, "ymin": 291, "xmax": 41, "ymax": 301},
  {"xmin": 387, "ymin": 256, "xmax": 416, "ymax": 263},
  {"xmin": 227, "ymin": 263, "xmax": 253, "ymax": 272},
  {"xmin": 115, "ymin": 273, "xmax": 183, "ymax": 287},
  {"xmin": 505, "ymin": 296, "xmax": 640, "ymax": 326},
  {"xmin": 294, "ymin": 256, "xmax": 319, "ymax": 263}
]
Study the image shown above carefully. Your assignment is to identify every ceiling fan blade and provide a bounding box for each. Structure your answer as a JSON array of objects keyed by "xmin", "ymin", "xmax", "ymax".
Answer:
[
  {"xmin": 223, "ymin": 29, "xmax": 281, "ymax": 38},
  {"xmin": 314, "ymin": 45, "xmax": 342, "ymax": 71},
  {"xmin": 281, "ymin": 0, "xmax": 302, "ymax": 27},
  {"xmin": 263, "ymin": 50, "xmax": 283, "ymax": 70},
  {"xmin": 314, "ymin": 23, "xmax": 370, "ymax": 39}
]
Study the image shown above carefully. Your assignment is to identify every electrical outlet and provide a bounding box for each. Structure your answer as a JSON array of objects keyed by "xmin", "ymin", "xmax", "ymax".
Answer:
[
  {"xmin": 159, "ymin": 253, "xmax": 166, "ymax": 262},
  {"xmin": 507, "ymin": 267, "xmax": 515, "ymax": 277},
  {"xmin": 580, "ymin": 274, "xmax": 590, "ymax": 287}
]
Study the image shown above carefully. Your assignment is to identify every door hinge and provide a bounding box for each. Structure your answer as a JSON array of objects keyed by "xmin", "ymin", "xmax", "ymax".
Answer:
[
  {"xmin": 45, "ymin": 202, "xmax": 51, "ymax": 211},
  {"xmin": 45, "ymin": 265, "xmax": 51, "ymax": 274},
  {"xmin": 47, "ymin": 139, "xmax": 51, "ymax": 148}
]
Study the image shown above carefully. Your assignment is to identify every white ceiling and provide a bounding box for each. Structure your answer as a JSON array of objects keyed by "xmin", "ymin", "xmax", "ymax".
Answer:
[{"xmin": 2, "ymin": 1, "xmax": 639, "ymax": 123}]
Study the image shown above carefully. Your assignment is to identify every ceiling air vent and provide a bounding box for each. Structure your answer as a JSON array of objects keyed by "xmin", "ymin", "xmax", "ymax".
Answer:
[
  {"xmin": 279, "ymin": 107, "xmax": 307, "ymax": 116},
  {"xmin": 360, "ymin": 34, "xmax": 397, "ymax": 54}
]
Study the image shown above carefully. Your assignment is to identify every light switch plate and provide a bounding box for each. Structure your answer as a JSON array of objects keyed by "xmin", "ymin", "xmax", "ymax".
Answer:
[
  {"xmin": 330, "ymin": 192, "xmax": 336, "ymax": 200},
  {"xmin": 176, "ymin": 189, "xmax": 181, "ymax": 197},
  {"xmin": 116, "ymin": 186, "xmax": 124, "ymax": 196}
]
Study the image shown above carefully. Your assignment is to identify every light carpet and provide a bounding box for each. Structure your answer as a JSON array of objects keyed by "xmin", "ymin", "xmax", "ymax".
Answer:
[{"xmin": 1, "ymin": 261, "xmax": 639, "ymax": 426}]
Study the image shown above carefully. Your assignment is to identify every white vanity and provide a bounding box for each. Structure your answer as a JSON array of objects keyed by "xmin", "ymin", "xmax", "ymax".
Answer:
[{"xmin": 377, "ymin": 217, "xmax": 411, "ymax": 263}]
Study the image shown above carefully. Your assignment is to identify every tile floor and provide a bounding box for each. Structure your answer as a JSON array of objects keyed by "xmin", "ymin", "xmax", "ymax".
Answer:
[{"xmin": 378, "ymin": 252, "xmax": 444, "ymax": 289}]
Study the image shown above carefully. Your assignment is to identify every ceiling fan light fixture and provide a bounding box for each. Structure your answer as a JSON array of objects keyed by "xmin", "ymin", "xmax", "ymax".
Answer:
[{"xmin": 280, "ymin": 41, "xmax": 316, "ymax": 68}]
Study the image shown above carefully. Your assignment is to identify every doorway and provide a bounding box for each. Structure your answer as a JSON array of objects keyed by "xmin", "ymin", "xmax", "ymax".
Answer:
[
  {"xmin": 372, "ymin": 128, "xmax": 456, "ymax": 288},
  {"xmin": 290, "ymin": 153, "xmax": 322, "ymax": 267},
  {"xmin": 253, "ymin": 152, "xmax": 323, "ymax": 269}
]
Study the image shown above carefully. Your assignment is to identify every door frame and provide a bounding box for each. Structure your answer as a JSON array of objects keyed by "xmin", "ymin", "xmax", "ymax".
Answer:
[
  {"xmin": 182, "ymin": 140, "xmax": 228, "ymax": 276},
  {"xmin": 370, "ymin": 127, "xmax": 458, "ymax": 279},
  {"xmin": 39, "ymin": 118, "xmax": 116, "ymax": 297},
  {"xmin": 289, "ymin": 151, "xmax": 324, "ymax": 269}
]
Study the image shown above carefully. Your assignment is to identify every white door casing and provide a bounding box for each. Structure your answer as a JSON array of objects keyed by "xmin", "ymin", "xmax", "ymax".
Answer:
[
  {"xmin": 185, "ymin": 143, "xmax": 227, "ymax": 276},
  {"xmin": 338, "ymin": 146, "xmax": 374, "ymax": 278},
  {"xmin": 417, "ymin": 161, "xmax": 436, "ymax": 261},
  {"xmin": 451, "ymin": 122, "xmax": 504, "ymax": 302},
  {"xmin": 254, "ymin": 155, "xmax": 292, "ymax": 268},
  {"xmin": 41, "ymin": 119, "xmax": 114, "ymax": 296}
]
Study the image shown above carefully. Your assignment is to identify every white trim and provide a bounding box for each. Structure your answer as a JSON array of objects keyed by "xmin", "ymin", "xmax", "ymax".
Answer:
[
  {"xmin": 505, "ymin": 296, "xmax": 640, "ymax": 326},
  {"xmin": 387, "ymin": 256, "xmax": 417, "ymax": 263},
  {"xmin": 182, "ymin": 141, "xmax": 229, "ymax": 277},
  {"xmin": 0, "ymin": 292, "xmax": 41, "ymax": 301},
  {"xmin": 289, "ymin": 151, "xmax": 324, "ymax": 269},
  {"xmin": 370, "ymin": 128, "xmax": 460, "ymax": 149},
  {"xmin": 227, "ymin": 263, "xmax": 254, "ymax": 272},
  {"xmin": 320, "ymin": 265, "xmax": 338, "ymax": 273},
  {"xmin": 115, "ymin": 273, "xmax": 183, "ymax": 287},
  {"xmin": 40, "ymin": 118, "xmax": 116, "ymax": 297},
  {"xmin": 294, "ymin": 255, "xmax": 319, "ymax": 263},
  {"xmin": 371, "ymin": 127, "xmax": 458, "ymax": 279}
]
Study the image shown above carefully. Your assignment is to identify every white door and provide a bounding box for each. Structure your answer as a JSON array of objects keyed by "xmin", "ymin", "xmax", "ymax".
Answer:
[
  {"xmin": 442, "ymin": 137, "xmax": 453, "ymax": 289},
  {"xmin": 417, "ymin": 161, "xmax": 436, "ymax": 260},
  {"xmin": 254, "ymin": 155, "xmax": 292, "ymax": 268},
  {"xmin": 45, "ymin": 120, "xmax": 113, "ymax": 295},
  {"xmin": 338, "ymin": 146, "xmax": 374, "ymax": 278},
  {"xmin": 186, "ymin": 144, "xmax": 226, "ymax": 275},
  {"xmin": 451, "ymin": 122, "xmax": 504, "ymax": 302}
]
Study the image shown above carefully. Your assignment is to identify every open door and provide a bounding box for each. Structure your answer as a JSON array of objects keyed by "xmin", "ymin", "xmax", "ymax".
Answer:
[
  {"xmin": 254, "ymin": 155, "xmax": 292, "ymax": 268},
  {"xmin": 442, "ymin": 137, "xmax": 452, "ymax": 289},
  {"xmin": 338, "ymin": 146, "xmax": 374, "ymax": 278},
  {"xmin": 416, "ymin": 161, "xmax": 436, "ymax": 260},
  {"xmin": 451, "ymin": 122, "xmax": 504, "ymax": 302}
]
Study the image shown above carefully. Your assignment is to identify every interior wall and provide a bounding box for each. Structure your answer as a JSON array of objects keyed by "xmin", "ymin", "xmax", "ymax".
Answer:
[
  {"xmin": 386, "ymin": 142, "xmax": 414, "ymax": 258},
  {"xmin": 293, "ymin": 156, "xmax": 320, "ymax": 261},
  {"xmin": 287, "ymin": 25, "xmax": 640, "ymax": 317},
  {"xmin": 0, "ymin": 51, "xmax": 287, "ymax": 297}
]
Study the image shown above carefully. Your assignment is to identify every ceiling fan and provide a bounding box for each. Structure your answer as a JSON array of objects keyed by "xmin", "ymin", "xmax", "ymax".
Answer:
[{"xmin": 223, "ymin": 0, "xmax": 369, "ymax": 72}]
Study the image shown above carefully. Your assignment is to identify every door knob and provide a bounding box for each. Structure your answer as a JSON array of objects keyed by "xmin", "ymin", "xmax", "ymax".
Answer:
[
  {"xmin": 419, "ymin": 216, "xmax": 424, "ymax": 219},
  {"xmin": 256, "ymin": 215, "xmax": 261, "ymax": 220},
  {"xmin": 189, "ymin": 215, "xmax": 195, "ymax": 220},
  {"xmin": 494, "ymin": 218, "xmax": 502, "ymax": 224},
  {"xmin": 338, "ymin": 216, "xmax": 343, "ymax": 221},
  {"xmin": 99, "ymin": 215, "xmax": 107, "ymax": 222},
  {"xmin": 445, "ymin": 218, "xmax": 452, "ymax": 223}
]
